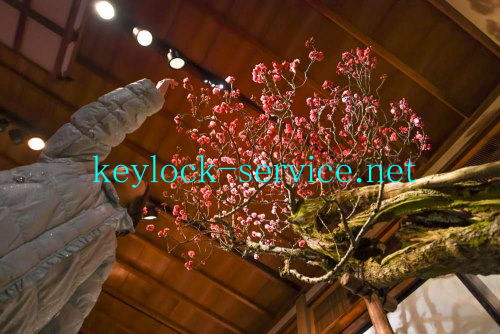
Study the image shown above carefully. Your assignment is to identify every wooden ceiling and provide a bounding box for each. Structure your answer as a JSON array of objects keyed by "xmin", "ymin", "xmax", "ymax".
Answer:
[{"xmin": 0, "ymin": 0, "xmax": 498, "ymax": 333}]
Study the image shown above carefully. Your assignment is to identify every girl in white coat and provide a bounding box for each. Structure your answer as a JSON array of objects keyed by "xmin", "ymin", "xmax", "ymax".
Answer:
[{"xmin": 0, "ymin": 78, "xmax": 175, "ymax": 333}]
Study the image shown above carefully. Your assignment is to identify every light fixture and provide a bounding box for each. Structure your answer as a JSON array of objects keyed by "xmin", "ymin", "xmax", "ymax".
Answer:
[
  {"xmin": 8, "ymin": 128, "xmax": 26, "ymax": 145},
  {"xmin": 94, "ymin": 1, "xmax": 115, "ymax": 20},
  {"xmin": 167, "ymin": 49, "xmax": 185, "ymax": 69},
  {"xmin": 27, "ymin": 137, "xmax": 46, "ymax": 151},
  {"xmin": 203, "ymin": 78, "xmax": 226, "ymax": 90},
  {"xmin": 143, "ymin": 204, "xmax": 158, "ymax": 220},
  {"xmin": 133, "ymin": 28, "xmax": 153, "ymax": 47},
  {"xmin": 0, "ymin": 118, "xmax": 9, "ymax": 132}
]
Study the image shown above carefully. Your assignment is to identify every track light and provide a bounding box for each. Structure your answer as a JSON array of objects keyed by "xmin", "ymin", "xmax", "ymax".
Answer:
[
  {"xmin": 143, "ymin": 204, "xmax": 158, "ymax": 220},
  {"xmin": 27, "ymin": 137, "xmax": 46, "ymax": 151},
  {"xmin": 133, "ymin": 27, "xmax": 153, "ymax": 47},
  {"xmin": 94, "ymin": 1, "xmax": 115, "ymax": 20},
  {"xmin": 0, "ymin": 118, "xmax": 9, "ymax": 132},
  {"xmin": 8, "ymin": 128, "xmax": 26, "ymax": 145},
  {"xmin": 167, "ymin": 49, "xmax": 185, "ymax": 69},
  {"xmin": 203, "ymin": 78, "xmax": 226, "ymax": 90}
]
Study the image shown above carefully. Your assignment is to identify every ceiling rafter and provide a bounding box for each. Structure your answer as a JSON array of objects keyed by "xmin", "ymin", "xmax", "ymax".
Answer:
[
  {"xmin": 84, "ymin": 307, "xmax": 137, "ymax": 334},
  {"xmin": 421, "ymin": 83, "xmax": 500, "ymax": 175},
  {"xmin": 3, "ymin": 0, "xmax": 67, "ymax": 36},
  {"xmin": 305, "ymin": 0, "xmax": 468, "ymax": 119},
  {"xmin": 53, "ymin": 0, "xmax": 84, "ymax": 77},
  {"xmin": 184, "ymin": 0, "xmax": 328, "ymax": 97},
  {"xmin": 127, "ymin": 233, "xmax": 274, "ymax": 317},
  {"xmin": 12, "ymin": 0, "xmax": 31, "ymax": 50},
  {"xmin": 0, "ymin": 53, "xmax": 301, "ymax": 292},
  {"xmin": 103, "ymin": 286, "xmax": 191, "ymax": 334},
  {"xmin": 425, "ymin": 0, "xmax": 500, "ymax": 58},
  {"xmin": 115, "ymin": 258, "xmax": 248, "ymax": 334}
]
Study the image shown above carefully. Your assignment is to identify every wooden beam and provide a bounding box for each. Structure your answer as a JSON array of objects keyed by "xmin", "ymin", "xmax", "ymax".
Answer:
[
  {"xmin": 296, "ymin": 294, "xmax": 316, "ymax": 334},
  {"xmin": 267, "ymin": 283, "xmax": 330, "ymax": 334},
  {"xmin": 185, "ymin": 0, "xmax": 328, "ymax": 98},
  {"xmin": 4, "ymin": 0, "xmax": 66, "ymax": 36},
  {"xmin": 425, "ymin": 0, "xmax": 500, "ymax": 58},
  {"xmin": 363, "ymin": 294, "xmax": 394, "ymax": 334},
  {"xmin": 127, "ymin": 233, "xmax": 274, "ymax": 317},
  {"xmin": 457, "ymin": 274, "xmax": 500, "ymax": 325},
  {"xmin": 340, "ymin": 311, "xmax": 371, "ymax": 334},
  {"xmin": 115, "ymin": 258, "xmax": 248, "ymax": 334},
  {"xmin": 319, "ymin": 299, "xmax": 366, "ymax": 334},
  {"xmin": 53, "ymin": 0, "xmax": 84, "ymax": 78},
  {"xmin": 305, "ymin": 0, "xmax": 467, "ymax": 119},
  {"xmin": 421, "ymin": 83, "xmax": 500, "ymax": 175},
  {"xmin": 310, "ymin": 282, "xmax": 340, "ymax": 310},
  {"xmin": 87, "ymin": 308, "xmax": 137, "ymax": 334},
  {"xmin": 451, "ymin": 121, "xmax": 500, "ymax": 170},
  {"xmin": 12, "ymin": 0, "xmax": 31, "ymax": 51},
  {"xmin": 102, "ymin": 286, "xmax": 191, "ymax": 334}
]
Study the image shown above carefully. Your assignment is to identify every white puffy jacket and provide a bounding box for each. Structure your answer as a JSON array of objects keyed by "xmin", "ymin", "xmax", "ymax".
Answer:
[{"xmin": 0, "ymin": 79, "xmax": 164, "ymax": 333}]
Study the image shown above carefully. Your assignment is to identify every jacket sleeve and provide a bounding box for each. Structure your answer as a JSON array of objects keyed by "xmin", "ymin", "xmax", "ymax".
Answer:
[
  {"xmin": 40, "ymin": 79, "xmax": 164, "ymax": 162},
  {"xmin": 38, "ymin": 256, "xmax": 115, "ymax": 334}
]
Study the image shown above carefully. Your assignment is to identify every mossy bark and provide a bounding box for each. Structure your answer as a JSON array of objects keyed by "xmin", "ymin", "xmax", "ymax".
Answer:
[
  {"xmin": 287, "ymin": 161, "xmax": 500, "ymax": 287},
  {"xmin": 362, "ymin": 219, "xmax": 500, "ymax": 288}
]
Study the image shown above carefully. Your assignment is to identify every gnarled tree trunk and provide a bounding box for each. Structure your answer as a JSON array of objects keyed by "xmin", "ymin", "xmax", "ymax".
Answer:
[{"xmin": 287, "ymin": 161, "xmax": 500, "ymax": 288}]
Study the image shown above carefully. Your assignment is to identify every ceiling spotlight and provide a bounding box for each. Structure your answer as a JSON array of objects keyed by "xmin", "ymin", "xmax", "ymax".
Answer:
[
  {"xmin": 167, "ymin": 49, "xmax": 185, "ymax": 69},
  {"xmin": 8, "ymin": 128, "xmax": 26, "ymax": 145},
  {"xmin": 143, "ymin": 204, "xmax": 158, "ymax": 220},
  {"xmin": 94, "ymin": 1, "xmax": 115, "ymax": 20},
  {"xmin": 27, "ymin": 137, "xmax": 46, "ymax": 151},
  {"xmin": 0, "ymin": 118, "xmax": 9, "ymax": 132},
  {"xmin": 133, "ymin": 28, "xmax": 153, "ymax": 47}
]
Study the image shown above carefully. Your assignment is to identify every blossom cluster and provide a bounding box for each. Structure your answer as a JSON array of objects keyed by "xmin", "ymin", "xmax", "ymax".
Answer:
[{"xmin": 149, "ymin": 39, "xmax": 430, "ymax": 270}]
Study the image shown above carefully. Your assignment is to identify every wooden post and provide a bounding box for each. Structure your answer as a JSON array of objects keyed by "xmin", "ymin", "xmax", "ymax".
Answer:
[
  {"xmin": 457, "ymin": 274, "xmax": 500, "ymax": 325},
  {"xmin": 341, "ymin": 274, "xmax": 395, "ymax": 334},
  {"xmin": 364, "ymin": 293, "xmax": 394, "ymax": 334},
  {"xmin": 296, "ymin": 294, "xmax": 316, "ymax": 334}
]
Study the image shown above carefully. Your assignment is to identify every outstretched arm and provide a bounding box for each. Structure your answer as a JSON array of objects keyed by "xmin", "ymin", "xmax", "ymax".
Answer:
[{"xmin": 40, "ymin": 78, "xmax": 176, "ymax": 162}]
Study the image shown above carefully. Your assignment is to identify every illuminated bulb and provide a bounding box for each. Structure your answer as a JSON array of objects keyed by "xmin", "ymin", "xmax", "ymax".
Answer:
[
  {"xmin": 133, "ymin": 28, "xmax": 153, "ymax": 46},
  {"xmin": 167, "ymin": 49, "xmax": 185, "ymax": 69},
  {"xmin": 143, "ymin": 204, "xmax": 158, "ymax": 220},
  {"xmin": 169, "ymin": 57, "xmax": 185, "ymax": 69},
  {"xmin": 27, "ymin": 137, "xmax": 45, "ymax": 151},
  {"xmin": 94, "ymin": 1, "xmax": 115, "ymax": 20}
]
